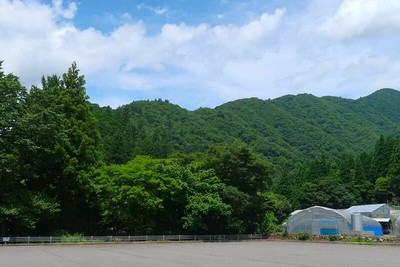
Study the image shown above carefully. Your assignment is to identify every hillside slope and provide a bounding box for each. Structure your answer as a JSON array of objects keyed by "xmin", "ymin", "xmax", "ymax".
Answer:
[
  {"xmin": 92, "ymin": 89, "xmax": 400, "ymax": 166},
  {"xmin": 358, "ymin": 88, "xmax": 400, "ymax": 124}
]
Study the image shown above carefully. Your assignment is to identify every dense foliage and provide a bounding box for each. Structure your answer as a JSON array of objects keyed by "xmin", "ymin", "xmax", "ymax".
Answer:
[
  {"xmin": 92, "ymin": 90, "xmax": 400, "ymax": 167},
  {"xmin": 1, "ymin": 61, "xmax": 400, "ymax": 236},
  {"xmin": 1, "ymin": 62, "xmax": 101, "ymax": 235}
]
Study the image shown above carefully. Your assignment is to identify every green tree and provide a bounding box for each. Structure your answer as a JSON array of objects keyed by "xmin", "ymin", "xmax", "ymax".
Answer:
[
  {"xmin": 207, "ymin": 141, "xmax": 273, "ymax": 194},
  {"xmin": 95, "ymin": 156, "xmax": 187, "ymax": 234},
  {"xmin": 0, "ymin": 62, "xmax": 29, "ymax": 235},
  {"xmin": 182, "ymin": 164, "xmax": 231, "ymax": 233},
  {"xmin": 352, "ymin": 157, "xmax": 372, "ymax": 204},
  {"xmin": 374, "ymin": 176, "xmax": 391, "ymax": 203},
  {"xmin": 0, "ymin": 62, "xmax": 59, "ymax": 235},
  {"xmin": 371, "ymin": 135, "xmax": 395, "ymax": 179},
  {"xmin": 260, "ymin": 191, "xmax": 292, "ymax": 224},
  {"xmin": 28, "ymin": 62, "xmax": 102, "ymax": 233},
  {"xmin": 298, "ymin": 174, "xmax": 357, "ymax": 209},
  {"xmin": 205, "ymin": 142, "xmax": 275, "ymax": 233}
]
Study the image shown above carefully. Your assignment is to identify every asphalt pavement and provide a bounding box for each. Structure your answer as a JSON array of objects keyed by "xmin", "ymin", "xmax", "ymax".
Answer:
[{"xmin": 0, "ymin": 240, "xmax": 398, "ymax": 266}]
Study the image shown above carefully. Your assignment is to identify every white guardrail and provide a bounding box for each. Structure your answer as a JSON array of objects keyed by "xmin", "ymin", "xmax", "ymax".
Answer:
[{"xmin": 1, "ymin": 234, "xmax": 264, "ymax": 245}]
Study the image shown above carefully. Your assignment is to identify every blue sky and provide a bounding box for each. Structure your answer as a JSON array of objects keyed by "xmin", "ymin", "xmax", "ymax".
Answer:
[{"xmin": 1, "ymin": 0, "xmax": 400, "ymax": 110}]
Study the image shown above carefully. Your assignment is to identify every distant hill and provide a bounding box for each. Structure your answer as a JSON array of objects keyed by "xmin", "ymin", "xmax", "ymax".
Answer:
[
  {"xmin": 91, "ymin": 89, "xmax": 400, "ymax": 166},
  {"xmin": 358, "ymin": 88, "xmax": 400, "ymax": 124}
]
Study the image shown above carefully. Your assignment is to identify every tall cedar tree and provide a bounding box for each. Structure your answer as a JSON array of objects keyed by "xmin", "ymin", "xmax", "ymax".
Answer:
[{"xmin": 36, "ymin": 63, "xmax": 102, "ymax": 234}]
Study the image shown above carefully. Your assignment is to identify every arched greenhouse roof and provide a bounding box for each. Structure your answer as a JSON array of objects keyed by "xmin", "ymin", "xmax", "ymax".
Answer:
[{"xmin": 288, "ymin": 206, "xmax": 351, "ymax": 225}]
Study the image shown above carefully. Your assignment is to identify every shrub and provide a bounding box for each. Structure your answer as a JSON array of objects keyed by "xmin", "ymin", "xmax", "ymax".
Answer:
[
  {"xmin": 328, "ymin": 235, "xmax": 338, "ymax": 241},
  {"xmin": 297, "ymin": 232, "xmax": 310, "ymax": 240}
]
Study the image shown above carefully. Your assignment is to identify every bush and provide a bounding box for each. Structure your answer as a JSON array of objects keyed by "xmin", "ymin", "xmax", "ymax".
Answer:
[
  {"xmin": 328, "ymin": 235, "xmax": 338, "ymax": 241},
  {"xmin": 297, "ymin": 232, "xmax": 310, "ymax": 240}
]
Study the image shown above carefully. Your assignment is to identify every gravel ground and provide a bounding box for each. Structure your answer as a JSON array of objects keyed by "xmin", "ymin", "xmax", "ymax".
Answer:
[{"xmin": 0, "ymin": 240, "xmax": 399, "ymax": 267}]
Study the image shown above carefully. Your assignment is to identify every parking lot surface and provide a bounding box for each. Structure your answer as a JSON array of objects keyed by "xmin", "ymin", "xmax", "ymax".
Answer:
[{"xmin": 1, "ymin": 240, "xmax": 399, "ymax": 266}]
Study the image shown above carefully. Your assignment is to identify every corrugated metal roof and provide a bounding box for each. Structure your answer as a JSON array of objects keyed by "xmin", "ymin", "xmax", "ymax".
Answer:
[{"xmin": 346, "ymin": 204, "xmax": 387, "ymax": 214}]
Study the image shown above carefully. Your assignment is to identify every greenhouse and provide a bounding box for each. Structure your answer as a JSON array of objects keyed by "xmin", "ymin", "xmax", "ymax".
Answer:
[
  {"xmin": 347, "ymin": 204, "xmax": 392, "ymax": 234},
  {"xmin": 391, "ymin": 210, "xmax": 400, "ymax": 237},
  {"xmin": 346, "ymin": 203, "xmax": 390, "ymax": 218},
  {"xmin": 396, "ymin": 217, "xmax": 400, "ymax": 237},
  {"xmin": 286, "ymin": 206, "xmax": 383, "ymax": 236}
]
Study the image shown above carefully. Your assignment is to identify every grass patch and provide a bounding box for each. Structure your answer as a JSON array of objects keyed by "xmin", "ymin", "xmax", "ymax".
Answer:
[{"xmin": 343, "ymin": 236, "xmax": 374, "ymax": 245}]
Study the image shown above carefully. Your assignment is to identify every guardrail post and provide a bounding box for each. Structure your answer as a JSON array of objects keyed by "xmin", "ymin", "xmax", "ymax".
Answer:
[
  {"xmin": 128, "ymin": 235, "xmax": 131, "ymax": 242},
  {"xmin": 50, "ymin": 236, "xmax": 52, "ymax": 243},
  {"xmin": 28, "ymin": 236, "xmax": 30, "ymax": 244},
  {"xmin": 179, "ymin": 235, "xmax": 181, "ymax": 242}
]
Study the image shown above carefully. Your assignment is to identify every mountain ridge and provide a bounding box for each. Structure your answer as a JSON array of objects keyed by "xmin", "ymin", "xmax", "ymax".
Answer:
[{"xmin": 91, "ymin": 88, "xmax": 400, "ymax": 166}]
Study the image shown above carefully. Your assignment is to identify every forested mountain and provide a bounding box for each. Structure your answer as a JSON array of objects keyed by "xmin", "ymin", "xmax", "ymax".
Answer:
[
  {"xmin": 2, "ymin": 61, "xmax": 400, "ymax": 237},
  {"xmin": 358, "ymin": 88, "xmax": 400, "ymax": 124},
  {"xmin": 92, "ymin": 89, "xmax": 400, "ymax": 167},
  {"xmin": 91, "ymin": 100, "xmax": 236, "ymax": 164}
]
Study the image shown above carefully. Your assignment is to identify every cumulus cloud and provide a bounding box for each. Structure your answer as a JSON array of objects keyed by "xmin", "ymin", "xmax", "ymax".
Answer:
[
  {"xmin": 52, "ymin": 0, "xmax": 77, "ymax": 19},
  {"xmin": 0, "ymin": 0, "xmax": 399, "ymax": 109},
  {"xmin": 317, "ymin": 0, "xmax": 400, "ymax": 40},
  {"xmin": 0, "ymin": 0, "xmax": 285, "ymax": 101},
  {"xmin": 0, "ymin": 0, "xmax": 78, "ymax": 83}
]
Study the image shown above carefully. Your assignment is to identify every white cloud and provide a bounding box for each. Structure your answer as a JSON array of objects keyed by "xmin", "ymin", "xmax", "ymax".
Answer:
[
  {"xmin": 137, "ymin": 3, "xmax": 168, "ymax": 16},
  {"xmin": 211, "ymin": 8, "xmax": 285, "ymax": 46},
  {"xmin": 154, "ymin": 7, "xmax": 168, "ymax": 16},
  {"xmin": 52, "ymin": 0, "xmax": 76, "ymax": 19},
  {"xmin": 0, "ymin": 0, "xmax": 399, "ymax": 109},
  {"xmin": 0, "ymin": 0, "xmax": 54, "ymax": 36},
  {"xmin": 287, "ymin": 60, "xmax": 338, "ymax": 88},
  {"xmin": 100, "ymin": 12, "xmax": 132, "ymax": 26},
  {"xmin": 317, "ymin": 0, "xmax": 400, "ymax": 40}
]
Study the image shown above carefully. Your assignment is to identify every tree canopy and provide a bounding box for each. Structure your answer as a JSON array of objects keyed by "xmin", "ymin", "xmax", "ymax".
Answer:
[{"xmin": 1, "ymin": 60, "xmax": 400, "ymax": 236}]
